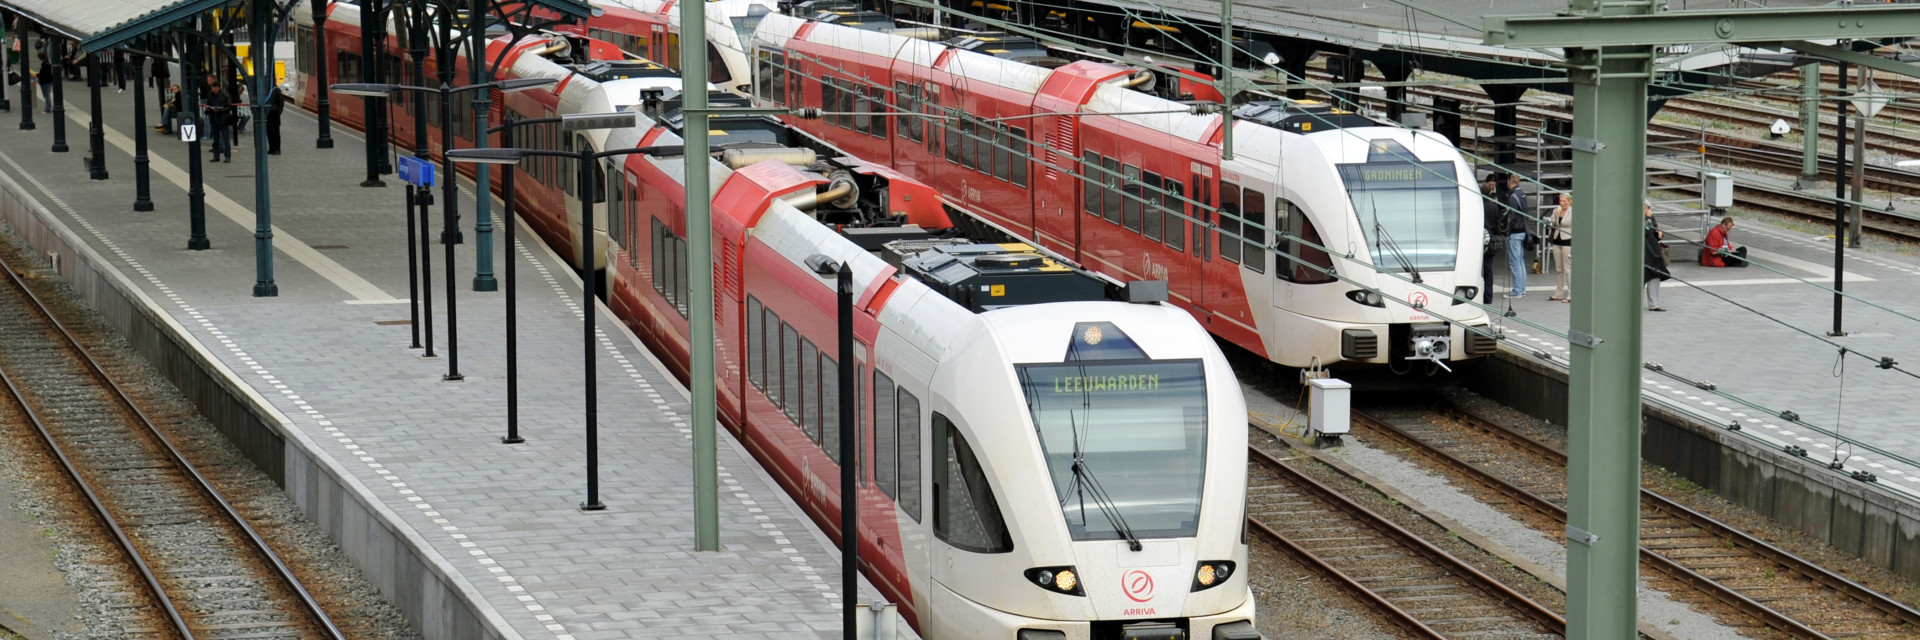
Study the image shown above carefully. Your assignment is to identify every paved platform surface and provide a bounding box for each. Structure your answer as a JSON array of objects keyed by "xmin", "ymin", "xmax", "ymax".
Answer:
[
  {"xmin": 0, "ymin": 79, "xmax": 884, "ymax": 639},
  {"xmin": 1481, "ymin": 199, "xmax": 1920, "ymax": 491}
]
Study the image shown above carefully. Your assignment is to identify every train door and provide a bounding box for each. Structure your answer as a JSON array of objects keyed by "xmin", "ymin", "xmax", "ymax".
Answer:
[
  {"xmin": 1187, "ymin": 164, "xmax": 1216, "ymax": 324},
  {"xmin": 651, "ymin": 25, "xmax": 667, "ymax": 63}
]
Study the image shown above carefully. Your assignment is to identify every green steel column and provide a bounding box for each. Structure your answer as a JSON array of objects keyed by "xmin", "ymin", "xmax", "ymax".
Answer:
[
  {"xmin": 1566, "ymin": 44, "xmax": 1648, "ymax": 640},
  {"xmin": 471, "ymin": 8, "xmax": 497, "ymax": 292},
  {"xmin": 1799, "ymin": 62, "xmax": 1818, "ymax": 188},
  {"xmin": 683, "ymin": 0, "xmax": 720, "ymax": 551},
  {"xmin": 252, "ymin": 0, "xmax": 278, "ymax": 297}
]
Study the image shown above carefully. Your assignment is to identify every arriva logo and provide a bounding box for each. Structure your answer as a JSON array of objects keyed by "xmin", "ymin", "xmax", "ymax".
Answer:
[{"xmin": 1122, "ymin": 569, "xmax": 1155, "ymax": 602}]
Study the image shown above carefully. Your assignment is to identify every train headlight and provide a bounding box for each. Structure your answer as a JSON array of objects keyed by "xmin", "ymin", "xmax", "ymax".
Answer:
[
  {"xmin": 1454, "ymin": 286, "xmax": 1479, "ymax": 304},
  {"xmin": 1191, "ymin": 561, "xmax": 1235, "ymax": 592},
  {"xmin": 1345, "ymin": 289, "xmax": 1386, "ymax": 308},
  {"xmin": 1024, "ymin": 566, "xmax": 1084, "ymax": 596}
]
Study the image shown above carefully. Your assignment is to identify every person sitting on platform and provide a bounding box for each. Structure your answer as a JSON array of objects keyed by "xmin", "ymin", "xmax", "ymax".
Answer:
[{"xmin": 1701, "ymin": 216, "xmax": 1747, "ymax": 268}]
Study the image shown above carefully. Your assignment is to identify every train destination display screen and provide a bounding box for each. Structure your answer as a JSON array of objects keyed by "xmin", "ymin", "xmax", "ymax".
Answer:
[{"xmin": 1018, "ymin": 359, "xmax": 1207, "ymax": 541}]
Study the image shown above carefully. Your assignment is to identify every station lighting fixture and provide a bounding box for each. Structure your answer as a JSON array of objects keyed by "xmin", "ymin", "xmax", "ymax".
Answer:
[{"xmin": 1024, "ymin": 566, "xmax": 1083, "ymax": 596}]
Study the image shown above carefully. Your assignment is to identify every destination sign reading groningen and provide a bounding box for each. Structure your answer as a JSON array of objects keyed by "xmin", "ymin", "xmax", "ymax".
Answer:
[{"xmin": 1339, "ymin": 161, "xmax": 1456, "ymax": 189}]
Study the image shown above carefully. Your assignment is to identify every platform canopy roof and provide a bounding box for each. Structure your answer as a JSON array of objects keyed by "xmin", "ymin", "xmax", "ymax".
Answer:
[{"xmin": 0, "ymin": 0, "xmax": 593, "ymax": 54}]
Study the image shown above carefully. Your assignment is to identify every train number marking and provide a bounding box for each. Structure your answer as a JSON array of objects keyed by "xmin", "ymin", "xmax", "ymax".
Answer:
[{"xmin": 1122, "ymin": 569, "xmax": 1155, "ymax": 602}]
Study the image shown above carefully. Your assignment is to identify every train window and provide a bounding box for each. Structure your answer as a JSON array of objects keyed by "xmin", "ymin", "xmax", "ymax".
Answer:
[
  {"xmin": 1142, "ymin": 171, "xmax": 1163, "ymax": 241},
  {"xmin": 608, "ymin": 170, "xmax": 625, "ymax": 249},
  {"xmin": 1122, "ymin": 164, "xmax": 1142, "ymax": 233},
  {"xmin": 993, "ymin": 124, "xmax": 1012, "ymax": 182},
  {"xmin": 651, "ymin": 218, "xmax": 668, "ymax": 300},
  {"xmin": 854, "ymin": 84, "xmax": 874, "ymax": 135},
  {"xmin": 1009, "ymin": 126, "xmax": 1027, "ymax": 187},
  {"xmin": 1244, "ymin": 188, "xmax": 1268, "ymax": 274},
  {"xmin": 1292, "ymin": 202, "xmax": 1337, "ymax": 284},
  {"xmin": 592, "ymin": 159, "xmax": 608, "ymax": 204},
  {"xmin": 1196, "ymin": 176, "xmax": 1212, "ymax": 260},
  {"xmin": 1164, "ymin": 179, "xmax": 1185, "ymax": 251},
  {"xmin": 838, "ymin": 79, "xmax": 856, "ymax": 129},
  {"xmin": 1081, "ymin": 152, "xmax": 1101, "ymax": 217},
  {"xmin": 822, "ymin": 354, "xmax": 841, "ymax": 464},
  {"xmin": 787, "ymin": 66, "xmax": 803, "ymax": 108},
  {"xmin": 958, "ymin": 119, "xmax": 976, "ymax": 171},
  {"xmin": 708, "ymin": 43, "xmax": 729, "ymax": 85},
  {"xmin": 765, "ymin": 307, "xmax": 784, "ymax": 407},
  {"xmin": 755, "ymin": 51, "xmax": 778, "ymax": 104},
  {"xmin": 894, "ymin": 82, "xmax": 916, "ymax": 143},
  {"xmin": 896, "ymin": 389, "xmax": 922, "ymax": 522},
  {"xmin": 337, "ymin": 53, "xmax": 360, "ymax": 86},
  {"xmin": 802, "ymin": 339, "xmax": 820, "ymax": 443},
  {"xmin": 856, "ymin": 358, "xmax": 866, "ymax": 480},
  {"xmin": 1101, "ymin": 157, "xmax": 1122, "ymax": 224},
  {"xmin": 1219, "ymin": 183, "xmax": 1242, "ymax": 264},
  {"xmin": 628, "ymin": 181, "xmax": 641, "ymax": 268},
  {"xmin": 821, "ymin": 77, "xmax": 840, "ymax": 127},
  {"xmin": 932, "ymin": 413, "xmax": 1012, "ymax": 553},
  {"xmin": 874, "ymin": 372, "xmax": 898, "ymax": 500},
  {"xmin": 747, "ymin": 297, "xmax": 764, "ymax": 391},
  {"xmin": 782, "ymin": 323, "xmax": 801, "ymax": 422}
]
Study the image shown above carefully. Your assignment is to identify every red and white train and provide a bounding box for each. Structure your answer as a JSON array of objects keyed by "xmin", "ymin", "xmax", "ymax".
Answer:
[
  {"xmin": 746, "ymin": 13, "xmax": 1497, "ymax": 370},
  {"xmin": 289, "ymin": 6, "xmax": 1259, "ymax": 639}
]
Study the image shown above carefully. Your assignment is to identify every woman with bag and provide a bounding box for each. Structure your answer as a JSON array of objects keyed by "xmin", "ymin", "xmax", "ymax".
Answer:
[
  {"xmin": 1547, "ymin": 193, "xmax": 1574, "ymax": 302},
  {"xmin": 1644, "ymin": 201, "xmax": 1669, "ymax": 312}
]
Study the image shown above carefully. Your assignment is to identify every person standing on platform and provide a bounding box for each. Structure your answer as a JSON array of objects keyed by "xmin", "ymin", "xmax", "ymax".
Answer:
[
  {"xmin": 1644, "ymin": 201, "xmax": 1669, "ymax": 312},
  {"xmin": 1702, "ymin": 217, "xmax": 1747, "ymax": 267},
  {"xmin": 113, "ymin": 50, "xmax": 127, "ymax": 93},
  {"xmin": 1501, "ymin": 172, "xmax": 1531, "ymax": 298},
  {"xmin": 1479, "ymin": 174, "xmax": 1500, "ymax": 304},
  {"xmin": 206, "ymin": 83, "xmax": 233, "ymax": 162},
  {"xmin": 33, "ymin": 52, "xmax": 50, "ymax": 112},
  {"xmin": 266, "ymin": 83, "xmax": 286, "ymax": 155},
  {"xmin": 1548, "ymin": 193, "xmax": 1573, "ymax": 302}
]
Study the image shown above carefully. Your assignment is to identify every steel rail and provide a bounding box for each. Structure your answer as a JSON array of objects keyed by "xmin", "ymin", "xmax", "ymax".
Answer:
[
  {"xmin": 0, "ymin": 355, "xmax": 196, "ymax": 640},
  {"xmin": 1246, "ymin": 443, "xmax": 1568, "ymax": 636},
  {"xmin": 0, "ymin": 255, "xmax": 348, "ymax": 640},
  {"xmin": 1241, "ymin": 517, "xmax": 1446, "ymax": 640},
  {"xmin": 1358, "ymin": 404, "xmax": 1918, "ymax": 639},
  {"xmin": 1434, "ymin": 404, "xmax": 1920, "ymax": 631}
]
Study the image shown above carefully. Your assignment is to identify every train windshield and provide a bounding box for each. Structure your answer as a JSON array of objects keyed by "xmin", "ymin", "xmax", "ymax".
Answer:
[
  {"xmin": 1017, "ymin": 359, "xmax": 1207, "ymax": 541},
  {"xmin": 1338, "ymin": 160, "xmax": 1461, "ymax": 272}
]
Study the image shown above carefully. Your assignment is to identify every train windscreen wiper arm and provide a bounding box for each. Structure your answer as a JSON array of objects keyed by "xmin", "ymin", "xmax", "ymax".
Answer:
[{"xmin": 1070, "ymin": 458, "xmax": 1143, "ymax": 551}]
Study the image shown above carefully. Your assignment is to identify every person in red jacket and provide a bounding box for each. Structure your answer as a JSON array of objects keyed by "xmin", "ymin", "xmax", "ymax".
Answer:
[{"xmin": 1701, "ymin": 217, "xmax": 1747, "ymax": 267}]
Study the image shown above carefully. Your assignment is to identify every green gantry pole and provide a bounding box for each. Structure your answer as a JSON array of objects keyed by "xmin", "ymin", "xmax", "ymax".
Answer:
[
  {"xmin": 683, "ymin": 0, "xmax": 720, "ymax": 551},
  {"xmin": 1564, "ymin": 43, "xmax": 1648, "ymax": 639},
  {"xmin": 1219, "ymin": 0, "xmax": 1233, "ymax": 161},
  {"xmin": 471, "ymin": 6, "xmax": 498, "ymax": 292},
  {"xmin": 252, "ymin": 0, "xmax": 279, "ymax": 297},
  {"xmin": 1799, "ymin": 62, "xmax": 1819, "ymax": 189}
]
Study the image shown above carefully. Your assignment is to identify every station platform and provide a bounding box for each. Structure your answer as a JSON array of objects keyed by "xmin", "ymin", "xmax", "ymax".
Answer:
[
  {"xmin": 1484, "ymin": 205, "xmax": 1920, "ymax": 492},
  {"xmin": 0, "ymin": 82, "xmax": 898, "ymax": 639}
]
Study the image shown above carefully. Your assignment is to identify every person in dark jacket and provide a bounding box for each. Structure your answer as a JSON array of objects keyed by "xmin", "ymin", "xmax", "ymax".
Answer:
[
  {"xmin": 266, "ymin": 83, "xmax": 286, "ymax": 155},
  {"xmin": 205, "ymin": 83, "xmax": 233, "ymax": 162},
  {"xmin": 33, "ymin": 52, "xmax": 53, "ymax": 112},
  {"xmin": 1502, "ymin": 173, "xmax": 1530, "ymax": 298},
  {"xmin": 1479, "ymin": 174, "xmax": 1500, "ymax": 304},
  {"xmin": 1644, "ymin": 201, "xmax": 1669, "ymax": 312}
]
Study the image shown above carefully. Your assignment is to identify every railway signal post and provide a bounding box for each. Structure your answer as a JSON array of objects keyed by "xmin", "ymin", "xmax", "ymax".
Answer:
[{"xmin": 1484, "ymin": 4, "xmax": 1920, "ymax": 637}]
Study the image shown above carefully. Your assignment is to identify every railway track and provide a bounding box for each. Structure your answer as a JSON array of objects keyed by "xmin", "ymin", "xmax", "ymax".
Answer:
[
  {"xmin": 1244, "ymin": 442, "xmax": 1565, "ymax": 639},
  {"xmin": 1354, "ymin": 402, "xmax": 1920, "ymax": 639},
  {"xmin": 0, "ymin": 255, "xmax": 346, "ymax": 640}
]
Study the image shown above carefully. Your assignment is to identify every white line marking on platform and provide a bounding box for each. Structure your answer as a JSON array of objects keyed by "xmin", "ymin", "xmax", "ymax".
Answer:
[{"xmin": 63, "ymin": 109, "xmax": 398, "ymax": 302}]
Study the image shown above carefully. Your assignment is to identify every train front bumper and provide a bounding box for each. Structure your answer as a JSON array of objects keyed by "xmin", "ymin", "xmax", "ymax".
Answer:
[{"xmin": 932, "ymin": 581, "xmax": 1257, "ymax": 640}]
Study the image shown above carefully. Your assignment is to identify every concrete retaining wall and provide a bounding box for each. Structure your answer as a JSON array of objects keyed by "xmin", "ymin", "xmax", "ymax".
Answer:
[
  {"xmin": 0, "ymin": 172, "xmax": 517, "ymax": 640},
  {"xmin": 1465, "ymin": 350, "xmax": 1920, "ymax": 582}
]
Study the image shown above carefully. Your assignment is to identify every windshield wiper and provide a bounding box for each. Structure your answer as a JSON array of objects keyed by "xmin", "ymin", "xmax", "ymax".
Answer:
[
  {"xmin": 1373, "ymin": 220, "xmax": 1424, "ymax": 284},
  {"xmin": 1060, "ymin": 412, "xmax": 1143, "ymax": 551}
]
